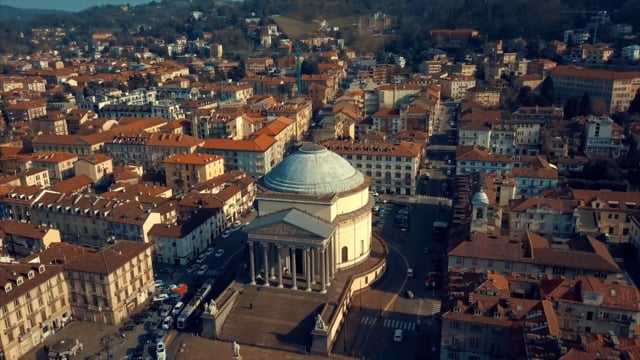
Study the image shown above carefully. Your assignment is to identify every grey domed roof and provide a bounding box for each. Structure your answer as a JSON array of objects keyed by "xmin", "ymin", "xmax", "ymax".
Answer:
[
  {"xmin": 263, "ymin": 143, "xmax": 365, "ymax": 196},
  {"xmin": 472, "ymin": 188, "xmax": 490, "ymax": 207}
]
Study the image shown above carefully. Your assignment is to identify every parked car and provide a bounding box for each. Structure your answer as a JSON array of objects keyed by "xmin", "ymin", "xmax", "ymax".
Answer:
[
  {"xmin": 161, "ymin": 316, "xmax": 172, "ymax": 330},
  {"xmin": 215, "ymin": 249, "xmax": 224, "ymax": 258},
  {"xmin": 154, "ymin": 280, "xmax": 164, "ymax": 288},
  {"xmin": 152, "ymin": 294, "xmax": 169, "ymax": 302},
  {"xmin": 156, "ymin": 341, "xmax": 166, "ymax": 360},
  {"xmin": 159, "ymin": 305, "xmax": 172, "ymax": 318},
  {"xmin": 206, "ymin": 248, "xmax": 215, "ymax": 256},
  {"xmin": 197, "ymin": 265, "xmax": 208, "ymax": 276},
  {"xmin": 394, "ymin": 329, "xmax": 403, "ymax": 343},
  {"xmin": 172, "ymin": 302, "xmax": 184, "ymax": 316},
  {"xmin": 222, "ymin": 230, "xmax": 231, "ymax": 239},
  {"xmin": 188, "ymin": 264, "xmax": 199, "ymax": 273}
]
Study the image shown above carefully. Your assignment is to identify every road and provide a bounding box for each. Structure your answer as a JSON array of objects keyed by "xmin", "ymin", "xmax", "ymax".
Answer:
[{"xmin": 333, "ymin": 200, "xmax": 450, "ymax": 359}]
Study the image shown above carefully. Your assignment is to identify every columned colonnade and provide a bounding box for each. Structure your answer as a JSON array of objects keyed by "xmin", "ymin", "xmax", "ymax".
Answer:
[{"xmin": 248, "ymin": 239, "xmax": 336, "ymax": 293}]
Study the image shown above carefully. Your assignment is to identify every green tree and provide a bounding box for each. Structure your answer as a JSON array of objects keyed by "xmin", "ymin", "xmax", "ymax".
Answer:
[
  {"xmin": 540, "ymin": 76, "xmax": 554, "ymax": 106},
  {"xmin": 300, "ymin": 59, "xmax": 319, "ymax": 75}
]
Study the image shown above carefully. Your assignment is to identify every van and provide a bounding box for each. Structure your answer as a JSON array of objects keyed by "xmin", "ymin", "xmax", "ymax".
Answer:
[{"xmin": 394, "ymin": 329, "xmax": 403, "ymax": 342}]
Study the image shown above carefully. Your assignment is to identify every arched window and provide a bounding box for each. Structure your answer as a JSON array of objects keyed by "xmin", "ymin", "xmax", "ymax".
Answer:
[{"xmin": 341, "ymin": 246, "xmax": 348, "ymax": 263}]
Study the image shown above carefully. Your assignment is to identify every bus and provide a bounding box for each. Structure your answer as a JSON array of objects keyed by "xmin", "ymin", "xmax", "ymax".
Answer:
[{"xmin": 176, "ymin": 281, "xmax": 213, "ymax": 330}]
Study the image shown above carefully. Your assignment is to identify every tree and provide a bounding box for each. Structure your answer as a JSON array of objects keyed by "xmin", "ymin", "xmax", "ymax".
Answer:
[
  {"xmin": 629, "ymin": 90, "xmax": 640, "ymax": 115},
  {"xmin": 540, "ymin": 76, "xmax": 554, "ymax": 106},
  {"xmin": 564, "ymin": 97, "xmax": 579, "ymax": 120},
  {"xmin": 579, "ymin": 92, "xmax": 593, "ymax": 116},
  {"xmin": 517, "ymin": 86, "xmax": 536, "ymax": 107},
  {"xmin": 300, "ymin": 59, "xmax": 319, "ymax": 75}
]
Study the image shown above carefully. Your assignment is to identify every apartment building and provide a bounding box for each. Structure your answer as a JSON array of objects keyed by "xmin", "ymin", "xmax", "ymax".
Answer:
[
  {"xmin": 441, "ymin": 295, "xmax": 559, "ymax": 360},
  {"xmin": 32, "ymin": 112, "xmax": 68, "ymax": 136},
  {"xmin": 583, "ymin": 115, "xmax": 625, "ymax": 159},
  {"xmin": 191, "ymin": 170, "xmax": 257, "ymax": 223},
  {"xmin": 265, "ymin": 97, "xmax": 313, "ymax": 141},
  {"xmin": 26, "ymin": 152, "xmax": 78, "ymax": 181},
  {"xmin": 441, "ymin": 76, "xmax": 477, "ymax": 100},
  {"xmin": 1, "ymin": 189, "xmax": 163, "ymax": 247},
  {"xmin": 150, "ymin": 210, "xmax": 223, "ymax": 265},
  {"xmin": 509, "ymin": 196, "xmax": 578, "ymax": 239},
  {"xmin": 448, "ymin": 232, "xmax": 621, "ymax": 280},
  {"xmin": 551, "ymin": 66, "xmax": 640, "ymax": 113},
  {"xmin": 73, "ymin": 154, "xmax": 113, "ymax": 185},
  {"xmin": 512, "ymin": 157, "xmax": 559, "ymax": 198},
  {"xmin": 457, "ymin": 110, "xmax": 516, "ymax": 155},
  {"xmin": 322, "ymin": 140, "xmax": 422, "ymax": 195},
  {"xmin": 252, "ymin": 117, "xmax": 296, "ymax": 160},
  {"xmin": 163, "ymin": 153, "xmax": 224, "ymax": 193},
  {"xmin": 0, "ymin": 220, "xmax": 61, "ymax": 258},
  {"xmin": 199, "ymin": 134, "xmax": 280, "ymax": 177},
  {"xmin": 33, "ymin": 241, "xmax": 154, "ymax": 325},
  {"xmin": 19, "ymin": 169, "xmax": 50, "ymax": 188},
  {"xmin": 377, "ymin": 84, "xmax": 422, "ymax": 109},
  {"xmin": 455, "ymin": 146, "xmax": 513, "ymax": 175},
  {"xmin": 3, "ymin": 100, "xmax": 47, "ymax": 125},
  {"xmin": 32, "ymin": 134, "xmax": 106, "ymax": 155},
  {"xmin": 543, "ymin": 276, "xmax": 640, "ymax": 339},
  {"xmin": 572, "ymin": 189, "xmax": 640, "ymax": 244},
  {"xmin": 0, "ymin": 263, "xmax": 70, "ymax": 360},
  {"xmin": 105, "ymin": 133, "xmax": 203, "ymax": 167}
]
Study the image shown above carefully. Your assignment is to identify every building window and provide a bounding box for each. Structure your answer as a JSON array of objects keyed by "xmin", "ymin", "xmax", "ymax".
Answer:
[{"xmin": 341, "ymin": 246, "xmax": 348, "ymax": 263}]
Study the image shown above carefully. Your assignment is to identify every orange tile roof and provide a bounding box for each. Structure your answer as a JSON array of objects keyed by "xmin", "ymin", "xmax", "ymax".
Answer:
[
  {"xmin": 163, "ymin": 153, "xmax": 223, "ymax": 165},
  {"xmin": 201, "ymin": 134, "xmax": 276, "ymax": 152}
]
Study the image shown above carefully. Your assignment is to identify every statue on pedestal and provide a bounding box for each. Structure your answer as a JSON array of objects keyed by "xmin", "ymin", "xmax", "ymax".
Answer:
[
  {"xmin": 314, "ymin": 314, "xmax": 327, "ymax": 332},
  {"xmin": 206, "ymin": 299, "xmax": 218, "ymax": 315},
  {"xmin": 232, "ymin": 341, "xmax": 241, "ymax": 359}
]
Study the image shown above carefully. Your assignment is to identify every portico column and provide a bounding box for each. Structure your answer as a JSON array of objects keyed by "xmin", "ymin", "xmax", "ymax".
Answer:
[
  {"xmin": 248, "ymin": 241, "xmax": 256, "ymax": 285},
  {"xmin": 320, "ymin": 248, "xmax": 327, "ymax": 293},
  {"xmin": 277, "ymin": 246, "xmax": 283, "ymax": 288},
  {"xmin": 291, "ymin": 248, "xmax": 298, "ymax": 290},
  {"xmin": 305, "ymin": 248, "xmax": 312, "ymax": 292},
  {"xmin": 310, "ymin": 248, "xmax": 315, "ymax": 284},
  {"xmin": 263, "ymin": 243, "xmax": 270, "ymax": 287}
]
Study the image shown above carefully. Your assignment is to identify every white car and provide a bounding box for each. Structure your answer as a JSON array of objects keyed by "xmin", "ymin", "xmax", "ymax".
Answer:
[
  {"xmin": 153, "ymin": 294, "xmax": 169, "ymax": 302},
  {"xmin": 222, "ymin": 230, "xmax": 231, "ymax": 239},
  {"xmin": 161, "ymin": 316, "xmax": 172, "ymax": 330},
  {"xmin": 215, "ymin": 249, "xmax": 224, "ymax": 258},
  {"xmin": 154, "ymin": 280, "xmax": 164, "ymax": 288},
  {"xmin": 172, "ymin": 302, "xmax": 184, "ymax": 316},
  {"xmin": 394, "ymin": 329, "xmax": 403, "ymax": 343},
  {"xmin": 156, "ymin": 342, "xmax": 166, "ymax": 360},
  {"xmin": 197, "ymin": 265, "xmax": 208, "ymax": 276}
]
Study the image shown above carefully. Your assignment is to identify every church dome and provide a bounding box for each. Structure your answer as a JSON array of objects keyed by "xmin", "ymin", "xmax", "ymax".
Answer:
[
  {"xmin": 472, "ymin": 188, "xmax": 490, "ymax": 207},
  {"xmin": 263, "ymin": 143, "xmax": 365, "ymax": 196}
]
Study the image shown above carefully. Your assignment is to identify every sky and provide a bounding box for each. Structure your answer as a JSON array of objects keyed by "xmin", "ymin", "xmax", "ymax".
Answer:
[{"xmin": 2, "ymin": 0, "xmax": 153, "ymax": 11}]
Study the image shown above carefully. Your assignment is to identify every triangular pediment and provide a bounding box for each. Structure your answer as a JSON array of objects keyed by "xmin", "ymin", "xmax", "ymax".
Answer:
[{"xmin": 249, "ymin": 221, "xmax": 326, "ymax": 239}]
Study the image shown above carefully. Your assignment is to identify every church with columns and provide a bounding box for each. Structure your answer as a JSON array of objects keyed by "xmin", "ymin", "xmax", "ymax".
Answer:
[{"xmin": 244, "ymin": 142, "xmax": 373, "ymax": 293}]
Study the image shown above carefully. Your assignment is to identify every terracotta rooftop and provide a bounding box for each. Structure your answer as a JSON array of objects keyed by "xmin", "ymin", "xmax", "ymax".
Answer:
[
  {"xmin": 0, "ymin": 263, "xmax": 63, "ymax": 308},
  {"xmin": 201, "ymin": 134, "xmax": 276, "ymax": 152},
  {"xmin": 163, "ymin": 153, "xmax": 223, "ymax": 166},
  {"xmin": 34, "ymin": 240, "xmax": 151, "ymax": 274}
]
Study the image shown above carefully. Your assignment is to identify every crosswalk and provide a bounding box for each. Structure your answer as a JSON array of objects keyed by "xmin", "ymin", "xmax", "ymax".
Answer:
[
  {"xmin": 360, "ymin": 316, "xmax": 417, "ymax": 331},
  {"xmin": 429, "ymin": 301, "xmax": 442, "ymax": 315}
]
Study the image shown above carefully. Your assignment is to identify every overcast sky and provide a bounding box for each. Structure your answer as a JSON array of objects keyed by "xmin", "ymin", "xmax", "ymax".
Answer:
[{"xmin": 2, "ymin": 0, "xmax": 152, "ymax": 11}]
